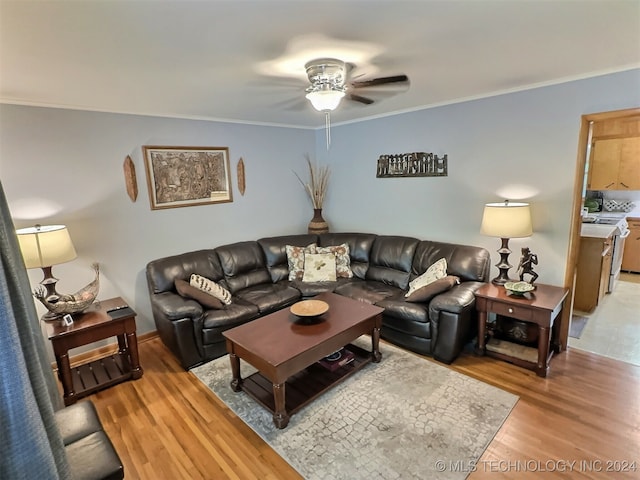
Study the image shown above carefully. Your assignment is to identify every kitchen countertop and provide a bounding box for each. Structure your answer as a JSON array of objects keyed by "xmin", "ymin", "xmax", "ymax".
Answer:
[{"xmin": 581, "ymin": 223, "xmax": 618, "ymax": 239}]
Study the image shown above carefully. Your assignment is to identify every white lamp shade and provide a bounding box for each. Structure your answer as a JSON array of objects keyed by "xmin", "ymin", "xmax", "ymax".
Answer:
[
  {"xmin": 480, "ymin": 202, "xmax": 533, "ymax": 238},
  {"xmin": 305, "ymin": 89, "xmax": 345, "ymax": 112},
  {"xmin": 16, "ymin": 225, "xmax": 77, "ymax": 268}
]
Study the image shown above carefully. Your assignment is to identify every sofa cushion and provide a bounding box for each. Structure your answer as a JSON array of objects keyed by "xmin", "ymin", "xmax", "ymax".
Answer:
[
  {"xmin": 190, "ymin": 274, "xmax": 232, "ymax": 305},
  {"xmin": 334, "ymin": 279, "xmax": 403, "ymax": 304},
  {"xmin": 200, "ymin": 300, "xmax": 259, "ymax": 342},
  {"xmin": 290, "ymin": 279, "xmax": 339, "ymax": 297},
  {"xmin": 175, "ymin": 279, "xmax": 224, "ymax": 309},
  {"xmin": 377, "ymin": 299, "xmax": 430, "ymax": 326},
  {"xmin": 316, "ymin": 243, "xmax": 353, "ymax": 278},
  {"xmin": 406, "ymin": 258, "xmax": 447, "ymax": 297},
  {"xmin": 365, "ymin": 235, "xmax": 419, "ymax": 289},
  {"xmin": 405, "ymin": 275, "xmax": 460, "ymax": 303},
  {"xmin": 146, "ymin": 249, "xmax": 223, "ymax": 294},
  {"xmin": 376, "ymin": 300, "xmax": 431, "ymax": 332},
  {"xmin": 412, "ymin": 240, "xmax": 491, "ymax": 283},
  {"xmin": 318, "ymin": 233, "xmax": 376, "ymax": 279},
  {"xmin": 215, "ymin": 241, "xmax": 272, "ymax": 293},
  {"xmin": 258, "ymin": 234, "xmax": 318, "ymax": 282},
  {"xmin": 234, "ymin": 283, "xmax": 301, "ymax": 314},
  {"xmin": 303, "ymin": 253, "xmax": 337, "ymax": 282},
  {"xmin": 285, "ymin": 243, "xmax": 317, "ymax": 281}
]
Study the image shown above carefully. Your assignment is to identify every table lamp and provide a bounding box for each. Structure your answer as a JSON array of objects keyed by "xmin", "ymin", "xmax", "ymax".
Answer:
[
  {"xmin": 480, "ymin": 201, "xmax": 533, "ymax": 285},
  {"xmin": 16, "ymin": 224, "xmax": 77, "ymax": 317}
]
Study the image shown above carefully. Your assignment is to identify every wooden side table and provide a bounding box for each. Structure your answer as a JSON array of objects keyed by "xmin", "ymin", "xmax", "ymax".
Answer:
[
  {"xmin": 475, "ymin": 283, "xmax": 569, "ymax": 377},
  {"xmin": 45, "ymin": 296, "xmax": 143, "ymax": 405}
]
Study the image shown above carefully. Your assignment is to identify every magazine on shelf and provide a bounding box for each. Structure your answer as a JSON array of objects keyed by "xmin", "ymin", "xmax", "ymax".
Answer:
[{"xmin": 317, "ymin": 348, "xmax": 355, "ymax": 372}]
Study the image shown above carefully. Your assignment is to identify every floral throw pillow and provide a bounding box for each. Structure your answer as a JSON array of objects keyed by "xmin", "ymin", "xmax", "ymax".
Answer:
[
  {"xmin": 190, "ymin": 274, "xmax": 232, "ymax": 305},
  {"xmin": 302, "ymin": 253, "xmax": 337, "ymax": 282},
  {"xmin": 286, "ymin": 243, "xmax": 317, "ymax": 281},
  {"xmin": 316, "ymin": 243, "xmax": 353, "ymax": 278},
  {"xmin": 406, "ymin": 258, "xmax": 448, "ymax": 297}
]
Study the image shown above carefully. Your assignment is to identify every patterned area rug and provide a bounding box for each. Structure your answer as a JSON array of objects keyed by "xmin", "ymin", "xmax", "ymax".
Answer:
[{"xmin": 192, "ymin": 338, "xmax": 518, "ymax": 480}]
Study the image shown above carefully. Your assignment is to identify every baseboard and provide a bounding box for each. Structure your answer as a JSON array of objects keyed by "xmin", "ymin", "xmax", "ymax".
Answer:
[{"xmin": 50, "ymin": 330, "xmax": 159, "ymax": 371}]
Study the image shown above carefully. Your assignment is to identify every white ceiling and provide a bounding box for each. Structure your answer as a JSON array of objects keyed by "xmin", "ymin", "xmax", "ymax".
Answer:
[{"xmin": 1, "ymin": 0, "xmax": 639, "ymax": 129}]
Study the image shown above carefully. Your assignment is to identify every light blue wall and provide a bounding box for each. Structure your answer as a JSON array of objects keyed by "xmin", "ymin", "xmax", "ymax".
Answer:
[
  {"xmin": 0, "ymin": 106, "xmax": 316, "ymax": 348},
  {"xmin": 317, "ymin": 68, "xmax": 640, "ymax": 285},
  {"xmin": 1, "ymin": 69, "xmax": 638, "ymax": 355}
]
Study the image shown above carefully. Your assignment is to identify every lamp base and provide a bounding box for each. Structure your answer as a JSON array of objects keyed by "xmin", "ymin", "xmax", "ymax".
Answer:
[
  {"xmin": 491, "ymin": 237, "xmax": 513, "ymax": 285},
  {"xmin": 41, "ymin": 311, "xmax": 63, "ymax": 322},
  {"xmin": 491, "ymin": 273, "xmax": 512, "ymax": 285},
  {"xmin": 37, "ymin": 266, "xmax": 64, "ymax": 321}
]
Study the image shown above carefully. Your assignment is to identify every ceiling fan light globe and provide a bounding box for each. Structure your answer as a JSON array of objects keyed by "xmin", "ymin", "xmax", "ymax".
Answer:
[{"xmin": 305, "ymin": 90, "xmax": 345, "ymax": 112}]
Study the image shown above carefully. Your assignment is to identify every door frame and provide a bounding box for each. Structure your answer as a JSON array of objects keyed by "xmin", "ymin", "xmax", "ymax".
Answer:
[{"xmin": 559, "ymin": 107, "xmax": 640, "ymax": 349}]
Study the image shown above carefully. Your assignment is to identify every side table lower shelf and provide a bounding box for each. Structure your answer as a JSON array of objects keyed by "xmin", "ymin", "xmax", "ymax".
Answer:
[
  {"xmin": 69, "ymin": 354, "xmax": 133, "ymax": 400},
  {"xmin": 46, "ymin": 297, "xmax": 143, "ymax": 406},
  {"xmin": 484, "ymin": 337, "xmax": 555, "ymax": 370}
]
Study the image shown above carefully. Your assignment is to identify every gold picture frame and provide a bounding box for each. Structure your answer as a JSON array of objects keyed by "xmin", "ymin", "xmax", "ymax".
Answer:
[{"xmin": 142, "ymin": 146, "xmax": 233, "ymax": 210}]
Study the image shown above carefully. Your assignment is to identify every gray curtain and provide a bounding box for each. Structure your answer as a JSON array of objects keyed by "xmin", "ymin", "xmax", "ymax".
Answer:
[{"xmin": 0, "ymin": 180, "xmax": 71, "ymax": 479}]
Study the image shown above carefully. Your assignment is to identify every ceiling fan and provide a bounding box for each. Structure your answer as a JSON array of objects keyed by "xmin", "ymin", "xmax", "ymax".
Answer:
[
  {"xmin": 304, "ymin": 58, "xmax": 409, "ymax": 150},
  {"xmin": 303, "ymin": 57, "xmax": 410, "ymax": 112}
]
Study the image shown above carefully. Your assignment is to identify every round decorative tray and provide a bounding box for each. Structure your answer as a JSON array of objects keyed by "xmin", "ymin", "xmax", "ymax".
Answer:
[
  {"xmin": 290, "ymin": 299, "xmax": 329, "ymax": 318},
  {"xmin": 504, "ymin": 281, "xmax": 535, "ymax": 295}
]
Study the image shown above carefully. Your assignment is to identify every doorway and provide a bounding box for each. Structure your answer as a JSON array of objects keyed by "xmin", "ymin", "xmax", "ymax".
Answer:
[{"xmin": 563, "ymin": 107, "xmax": 640, "ymax": 365}]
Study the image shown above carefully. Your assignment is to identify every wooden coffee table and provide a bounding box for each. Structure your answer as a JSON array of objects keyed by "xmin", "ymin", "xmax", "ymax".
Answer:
[{"xmin": 223, "ymin": 292, "xmax": 383, "ymax": 428}]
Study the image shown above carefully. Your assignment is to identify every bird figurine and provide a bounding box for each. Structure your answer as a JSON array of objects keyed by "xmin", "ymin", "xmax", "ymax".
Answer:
[{"xmin": 34, "ymin": 263, "xmax": 100, "ymax": 317}]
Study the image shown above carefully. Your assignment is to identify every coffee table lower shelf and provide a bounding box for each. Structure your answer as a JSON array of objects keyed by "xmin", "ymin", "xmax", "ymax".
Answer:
[{"xmin": 240, "ymin": 344, "xmax": 371, "ymax": 418}]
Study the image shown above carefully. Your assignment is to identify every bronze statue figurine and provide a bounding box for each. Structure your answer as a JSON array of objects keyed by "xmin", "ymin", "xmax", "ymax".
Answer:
[{"xmin": 517, "ymin": 247, "xmax": 538, "ymax": 284}]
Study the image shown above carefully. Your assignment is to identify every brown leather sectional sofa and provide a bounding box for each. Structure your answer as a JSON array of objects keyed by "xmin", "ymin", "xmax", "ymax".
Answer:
[{"xmin": 146, "ymin": 232, "xmax": 491, "ymax": 370}]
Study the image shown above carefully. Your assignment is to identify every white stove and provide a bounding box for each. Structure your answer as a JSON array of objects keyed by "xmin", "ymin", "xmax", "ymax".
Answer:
[
  {"xmin": 602, "ymin": 214, "xmax": 630, "ymax": 293},
  {"xmin": 582, "ymin": 211, "xmax": 630, "ymax": 293}
]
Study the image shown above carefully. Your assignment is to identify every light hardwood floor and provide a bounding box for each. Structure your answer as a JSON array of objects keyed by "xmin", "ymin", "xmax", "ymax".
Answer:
[{"xmin": 86, "ymin": 337, "xmax": 640, "ymax": 479}]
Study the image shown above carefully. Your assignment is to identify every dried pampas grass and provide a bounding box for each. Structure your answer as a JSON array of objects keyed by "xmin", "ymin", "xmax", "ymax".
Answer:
[{"xmin": 294, "ymin": 156, "xmax": 330, "ymax": 209}]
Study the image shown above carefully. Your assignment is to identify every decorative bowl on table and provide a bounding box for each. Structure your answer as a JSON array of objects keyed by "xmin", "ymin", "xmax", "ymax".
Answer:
[
  {"xmin": 290, "ymin": 299, "xmax": 329, "ymax": 319},
  {"xmin": 504, "ymin": 281, "xmax": 535, "ymax": 296}
]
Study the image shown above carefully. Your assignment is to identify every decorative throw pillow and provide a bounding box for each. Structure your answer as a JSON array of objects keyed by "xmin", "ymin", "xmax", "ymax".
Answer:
[
  {"xmin": 405, "ymin": 275, "xmax": 460, "ymax": 303},
  {"xmin": 189, "ymin": 274, "xmax": 232, "ymax": 305},
  {"xmin": 302, "ymin": 253, "xmax": 337, "ymax": 282},
  {"xmin": 286, "ymin": 243, "xmax": 317, "ymax": 281},
  {"xmin": 175, "ymin": 279, "xmax": 224, "ymax": 309},
  {"xmin": 406, "ymin": 258, "xmax": 448, "ymax": 297},
  {"xmin": 316, "ymin": 243, "xmax": 353, "ymax": 278}
]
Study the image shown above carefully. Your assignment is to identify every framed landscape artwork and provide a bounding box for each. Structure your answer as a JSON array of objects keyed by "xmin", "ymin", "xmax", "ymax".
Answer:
[{"xmin": 142, "ymin": 146, "xmax": 233, "ymax": 209}]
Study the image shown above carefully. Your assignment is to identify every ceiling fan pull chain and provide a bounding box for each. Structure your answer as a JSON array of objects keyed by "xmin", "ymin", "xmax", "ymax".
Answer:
[{"xmin": 325, "ymin": 111, "xmax": 331, "ymax": 150}]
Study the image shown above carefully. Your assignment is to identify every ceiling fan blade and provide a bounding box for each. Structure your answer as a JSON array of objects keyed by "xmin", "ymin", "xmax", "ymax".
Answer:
[
  {"xmin": 347, "ymin": 93, "xmax": 375, "ymax": 105},
  {"xmin": 350, "ymin": 74, "xmax": 409, "ymax": 88}
]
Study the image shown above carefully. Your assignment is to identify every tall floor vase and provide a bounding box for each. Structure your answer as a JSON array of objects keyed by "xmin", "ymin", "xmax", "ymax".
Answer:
[{"xmin": 308, "ymin": 208, "xmax": 329, "ymax": 234}]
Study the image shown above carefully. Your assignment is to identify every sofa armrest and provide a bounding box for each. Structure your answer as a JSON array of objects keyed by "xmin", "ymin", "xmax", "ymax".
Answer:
[
  {"xmin": 428, "ymin": 281, "xmax": 485, "ymax": 363},
  {"xmin": 149, "ymin": 291, "xmax": 206, "ymax": 369},
  {"xmin": 428, "ymin": 281, "xmax": 483, "ymax": 318},
  {"xmin": 151, "ymin": 291, "xmax": 203, "ymax": 321}
]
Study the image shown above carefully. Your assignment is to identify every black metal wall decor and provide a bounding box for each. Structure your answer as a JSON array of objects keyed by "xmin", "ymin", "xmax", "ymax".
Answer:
[{"xmin": 376, "ymin": 152, "xmax": 448, "ymax": 178}]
